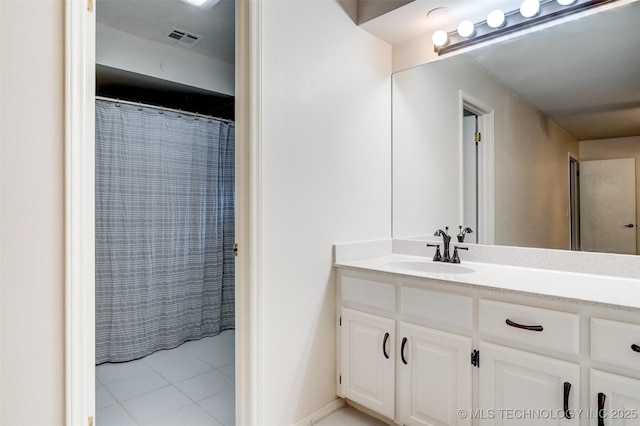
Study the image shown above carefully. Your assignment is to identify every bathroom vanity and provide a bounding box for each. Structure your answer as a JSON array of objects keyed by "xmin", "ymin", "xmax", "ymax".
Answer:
[{"xmin": 334, "ymin": 240, "xmax": 640, "ymax": 426}]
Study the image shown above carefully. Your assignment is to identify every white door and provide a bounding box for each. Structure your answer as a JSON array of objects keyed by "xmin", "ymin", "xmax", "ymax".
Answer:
[
  {"xmin": 580, "ymin": 158, "xmax": 636, "ymax": 254},
  {"xmin": 463, "ymin": 114, "xmax": 478, "ymax": 244},
  {"xmin": 590, "ymin": 369, "xmax": 640, "ymax": 426},
  {"xmin": 479, "ymin": 342, "xmax": 580, "ymax": 426},
  {"xmin": 397, "ymin": 322, "xmax": 472, "ymax": 426},
  {"xmin": 341, "ymin": 308, "xmax": 395, "ymax": 419}
]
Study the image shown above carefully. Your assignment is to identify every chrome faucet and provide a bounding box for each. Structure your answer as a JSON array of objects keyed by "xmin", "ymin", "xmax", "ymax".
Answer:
[{"xmin": 433, "ymin": 227, "xmax": 452, "ymax": 262}]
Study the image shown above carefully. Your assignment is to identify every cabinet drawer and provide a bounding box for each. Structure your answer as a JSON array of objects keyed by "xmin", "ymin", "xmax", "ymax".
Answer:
[
  {"xmin": 479, "ymin": 299, "xmax": 580, "ymax": 355},
  {"xmin": 400, "ymin": 286, "xmax": 473, "ymax": 330},
  {"xmin": 342, "ymin": 275, "xmax": 396, "ymax": 312},
  {"xmin": 591, "ymin": 318, "xmax": 640, "ymax": 370}
]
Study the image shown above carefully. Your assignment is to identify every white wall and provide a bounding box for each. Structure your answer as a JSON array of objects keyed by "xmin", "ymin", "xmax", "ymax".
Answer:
[
  {"xmin": 0, "ymin": 0, "xmax": 65, "ymax": 424},
  {"xmin": 393, "ymin": 55, "xmax": 579, "ymax": 249},
  {"xmin": 97, "ymin": 23, "xmax": 235, "ymax": 96},
  {"xmin": 260, "ymin": 0, "xmax": 391, "ymax": 423},
  {"xmin": 580, "ymin": 136, "xmax": 640, "ymax": 254}
]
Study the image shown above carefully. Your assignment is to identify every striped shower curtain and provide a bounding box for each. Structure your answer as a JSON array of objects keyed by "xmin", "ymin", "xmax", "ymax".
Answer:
[{"xmin": 95, "ymin": 99, "xmax": 235, "ymax": 364}]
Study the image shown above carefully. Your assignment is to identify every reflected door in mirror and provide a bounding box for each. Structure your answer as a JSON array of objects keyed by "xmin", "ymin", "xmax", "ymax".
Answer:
[{"xmin": 580, "ymin": 158, "xmax": 637, "ymax": 255}]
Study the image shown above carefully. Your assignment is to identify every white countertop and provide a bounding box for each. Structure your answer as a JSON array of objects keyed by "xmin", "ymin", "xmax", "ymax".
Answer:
[{"xmin": 335, "ymin": 254, "xmax": 640, "ymax": 310}]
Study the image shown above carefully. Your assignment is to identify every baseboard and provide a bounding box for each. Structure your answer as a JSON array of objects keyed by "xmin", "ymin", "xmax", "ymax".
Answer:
[{"xmin": 291, "ymin": 398, "xmax": 347, "ymax": 426}]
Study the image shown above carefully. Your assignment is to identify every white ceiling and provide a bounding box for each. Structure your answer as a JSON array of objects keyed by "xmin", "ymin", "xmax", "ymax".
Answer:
[
  {"xmin": 97, "ymin": 0, "xmax": 639, "ymax": 141},
  {"xmin": 96, "ymin": 0, "xmax": 235, "ymax": 65},
  {"xmin": 364, "ymin": 0, "xmax": 640, "ymax": 141}
]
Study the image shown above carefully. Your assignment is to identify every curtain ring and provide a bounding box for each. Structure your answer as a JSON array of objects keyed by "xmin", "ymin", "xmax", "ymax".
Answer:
[
  {"xmin": 159, "ymin": 106, "xmax": 163, "ymax": 115},
  {"xmin": 116, "ymin": 98, "xmax": 120, "ymax": 107},
  {"xmin": 137, "ymin": 102, "xmax": 142, "ymax": 111}
]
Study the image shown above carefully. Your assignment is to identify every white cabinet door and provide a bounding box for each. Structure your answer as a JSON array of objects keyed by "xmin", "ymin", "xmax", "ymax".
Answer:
[
  {"xmin": 590, "ymin": 369, "xmax": 640, "ymax": 426},
  {"xmin": 479, "ymin": 342, "xmax": 580, "ymax": 426},
  {"xmin": 397, "ymin": 322, "xmax": 472, "ymax": 426},
  {"xmin": 341, "ymin": 307, "xmax": 395, "ymax": 419}
]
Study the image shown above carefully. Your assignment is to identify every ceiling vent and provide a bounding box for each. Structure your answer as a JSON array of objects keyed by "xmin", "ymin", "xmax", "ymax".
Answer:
[{"xmin": 163, "ymin": 28, "xmax": 202, "ymax": 48}]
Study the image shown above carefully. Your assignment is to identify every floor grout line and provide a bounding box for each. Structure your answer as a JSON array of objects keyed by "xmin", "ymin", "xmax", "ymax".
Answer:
[{"xmin": 96, "ymin": 332, "xmax": 235, "ymax": 426}]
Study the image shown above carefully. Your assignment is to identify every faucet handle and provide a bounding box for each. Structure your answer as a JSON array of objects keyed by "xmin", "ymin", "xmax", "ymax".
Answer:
[
  {"xmin": 451, "ymin": 246, "xmax": 469, "ymax": 264},
  {"xmin": 427, "ymin": 244, "xmax": 442, "ymax": 262}
]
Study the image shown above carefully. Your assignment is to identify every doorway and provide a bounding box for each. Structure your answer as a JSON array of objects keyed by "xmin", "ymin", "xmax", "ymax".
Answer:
[
  {"xmin": 94, "ymin": 3, "xmax": 237, "ymax": 425},
  {"xmin": 66, "ymin": 1, "xmax": 257, "ymax": 425},
  {"xmin": 462, "ymin": 109, "xmax": 479, "ymax": 244},
  {"xmin": 568, "ymin": 155, "xmax": 580, "ymax": 251},
  {"xmin": 460, "ymin": 93, "xmax": 495, "ymax": 245}
]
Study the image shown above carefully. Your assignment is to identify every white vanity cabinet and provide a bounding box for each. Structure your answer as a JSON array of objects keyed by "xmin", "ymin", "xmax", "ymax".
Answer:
[
  {"xmin": 589, "ymin": 318, "xmax": 640, "ymax": 426},
  {"xmin": 335, "ymin": 267, "xmax": 640, "ymax": 426},
  {"xmin": 340, "ymin": 307, "xmax": 396, "ymax": 420},
  {"xmin": 479, "ymin": 342, "xmax": 580, "ymax": 426},
  {"xmin": 589, "ymin": 370, "xmax": 640, "ymax": 426},
  {"xmin": 397, "ymin": 322, "xmax": 472, "ymax": 426}
]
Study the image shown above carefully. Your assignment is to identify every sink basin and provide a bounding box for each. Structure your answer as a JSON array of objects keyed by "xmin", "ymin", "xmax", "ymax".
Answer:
[{"xmin": 385, "ymin": 261, "xmax": 474, "ymax": 274}]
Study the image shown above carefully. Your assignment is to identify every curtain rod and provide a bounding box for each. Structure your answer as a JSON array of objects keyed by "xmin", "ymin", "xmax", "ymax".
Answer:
[{"xmin": 95, "ymin": 96, "xmax": 235, "ymax": 124}]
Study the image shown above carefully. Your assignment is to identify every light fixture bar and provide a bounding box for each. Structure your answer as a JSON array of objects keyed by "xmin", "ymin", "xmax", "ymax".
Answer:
[{"xmin": 434, "ymin": 0, "xmax": 619, "ymax": 55}]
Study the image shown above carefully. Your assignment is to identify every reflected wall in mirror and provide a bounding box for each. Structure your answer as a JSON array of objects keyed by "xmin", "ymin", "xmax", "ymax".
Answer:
[{"xmin": 392, "ymin": 0, "xmax": 640, "ymax": 255}]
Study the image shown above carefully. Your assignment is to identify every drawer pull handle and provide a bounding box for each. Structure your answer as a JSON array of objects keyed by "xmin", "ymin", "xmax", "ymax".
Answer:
[
  {"xmin": 401, "ymin": 337, "xmax": 408, "ymax": 365},
  {"xmin": 563, "ymin": 382, "xmax": 572, "ymax": 419},
  {"xmin": 632, "ymin": 344, "xmax": 640, "ymax": 353},
  {"xmin": 382, "ymin": 332, "xmax": 390, "ymax": 359},
  {"xmin": 505, "ymin": 319, "xmax": 543, "ymax": 332},
  {"xmin": 598, "ymin": 392, "xmax": 606, "ymax": 426}
]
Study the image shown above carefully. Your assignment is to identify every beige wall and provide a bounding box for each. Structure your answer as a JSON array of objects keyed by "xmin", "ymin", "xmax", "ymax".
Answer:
[
  {"xmin": 0, "ymin": 1, "xmax": 391, "ymax": 424},
  {"xmin": 580, "ymin": 136, "xmax": 640, "ymax": 254},
  {"xmin": 0, "ymin": 0, "xmax": 65, "ymax": 424},
  {"xmin": 393, "ymin": 54, "xmax": 580, "ymax": 249},
  {"xmin": 260, "ymin": 0, "xmax": 391, "ymax": 423}
]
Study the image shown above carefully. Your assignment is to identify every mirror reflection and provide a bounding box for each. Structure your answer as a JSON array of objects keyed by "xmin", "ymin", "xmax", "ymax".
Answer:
[{"xmin": 392, "ymin": 1, "xmax": 640, "ymax": 255}]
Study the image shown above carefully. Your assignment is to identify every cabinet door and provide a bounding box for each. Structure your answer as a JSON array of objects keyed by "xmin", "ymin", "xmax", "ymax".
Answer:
[
  {"xmin": 590, "ymin": 369, "xmax": 640, "ymax": 426},
  {"xmin": 397, "ymin": 322, "xmax": 472, "ymax": 426},
  {"xmin": 341, "ymin": 307, "xmax": 395, "ymax": 419},
  {"xmin": 479, "ymin": 342, "xmax": 580, "ymax": 426}
]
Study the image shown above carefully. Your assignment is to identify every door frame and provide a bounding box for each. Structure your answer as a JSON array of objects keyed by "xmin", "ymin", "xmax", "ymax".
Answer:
[
  {"xmin": 64, "ymin": 0, "xmax": 263, "ymax": 425},
  {"xmin": 568, "ymin": 152, "xmax": 580, "ymax": 251},
  {"xmin": 459, "ymin": 91, "xmax": 495, "ymax": 245}
]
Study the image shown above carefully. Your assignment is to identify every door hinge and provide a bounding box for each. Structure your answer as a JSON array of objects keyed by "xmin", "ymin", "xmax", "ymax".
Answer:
[
  {"xmin": 475, "ymin": 132, "xmax": 481, "ymax": 143},
  {"xmin": 87, "ymin": 0, "xmax": 93, "ymax": 11},
  {"xmin": 88, "ymin": 416, "xmax": 94, "ymax": 426},
  {"xmin": 471, "ymin": 349, "xmax": 480, "ymax": 368},
  {"xmin": 233, "ymin": 243, "xmax": 238, "ymax": 257},
  {"xmin": 339, "ymin": 316, "xmax": 342, "ymax": 326},
  {"xmin": 339, "ymin": 375, "xmax": 342, "ymax": 384}
]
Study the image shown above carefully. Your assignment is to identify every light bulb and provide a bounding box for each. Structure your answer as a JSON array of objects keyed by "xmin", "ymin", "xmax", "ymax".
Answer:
[
  {"xmin": 487, "ymin": 9, "xmax": 506, "ymax": 28},
  {"xmin": 520, "ymin": 0, "xmax": 540, "ymax": 17},
  {"xmin": 557, "ymin": 0, "xmax": 577, "ymax": 4},
  {"xmin": 432, "ymin": 30, "xmax": 449, "ymax": 47},
  {"xmin": 457, "ymin": 20, "xmax": 475, "ymax": 38}
]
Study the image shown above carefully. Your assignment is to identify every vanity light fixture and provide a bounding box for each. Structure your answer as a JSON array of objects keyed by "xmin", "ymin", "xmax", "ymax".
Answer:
[
  {"xmin": 457, "ymin": 20, "xmax": 476, "ymax": 37},
  {"xmin": 432, "ymin": 0, "xmax": 618, "ymax": 56},
  {"xmin": 520, "ymin": 0, "xmax": 541, "ymax": 17},
  {"xmin": 487, "ymin": 9, "xmax": 507, "ymax": 28},
  {"xmin": 432, "ymin": 30, "xmax": 449, "ymax": 47}
]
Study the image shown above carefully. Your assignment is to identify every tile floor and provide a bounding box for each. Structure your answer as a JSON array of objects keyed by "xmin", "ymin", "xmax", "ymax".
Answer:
[
  {"xmin": 317, "ymin": 407, "xmax": 388, "ymax": 426},
  {"xmin": 96, "ymin": 330, "xmax": 235, "ymax": 426}
]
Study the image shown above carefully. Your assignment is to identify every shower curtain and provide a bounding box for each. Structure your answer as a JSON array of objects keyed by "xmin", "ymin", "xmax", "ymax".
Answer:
[{"xmin": 95, "ymin": 99, "xmax": 235, "ymax": 364}]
